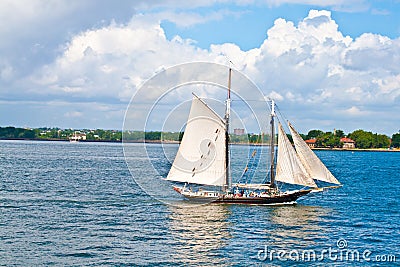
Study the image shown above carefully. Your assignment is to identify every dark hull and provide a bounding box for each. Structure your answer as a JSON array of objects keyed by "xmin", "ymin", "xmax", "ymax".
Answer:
[{"xmin": 212, "ymin": 189, "xmax": 312, "ymax": 205}]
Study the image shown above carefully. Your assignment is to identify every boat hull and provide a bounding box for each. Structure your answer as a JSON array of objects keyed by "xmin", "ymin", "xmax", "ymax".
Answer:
[
  {"xmin": 173, "ymin": 186, "xmax": 312, "ymax": 205},
  {"xmin": 213, "ymin": 189, "xmax": 312, "ymax": 205}
]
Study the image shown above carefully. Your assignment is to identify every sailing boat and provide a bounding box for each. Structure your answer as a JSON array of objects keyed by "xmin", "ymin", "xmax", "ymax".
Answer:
[{"xmin": 166, "ymin": 69, "xmax": 341, "ymax": 205}]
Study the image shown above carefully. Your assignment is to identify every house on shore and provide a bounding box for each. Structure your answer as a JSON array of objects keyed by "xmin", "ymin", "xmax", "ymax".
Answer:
[
  {"xmin": 340, "ymin": 137, "xmax": 355, "ymax": 149},
  {"xmin": 305, "ymin": 138, "xmax": 317, "ymax": 148},
  {"xmin": 69, "ymin": 132, "xmax": 87, "ymax": 142}
]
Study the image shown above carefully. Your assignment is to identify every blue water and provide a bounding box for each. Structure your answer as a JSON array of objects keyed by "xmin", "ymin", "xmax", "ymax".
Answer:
[{"xmin": 1, "ymin": 140, "xmax": 399, "ymax": 266}]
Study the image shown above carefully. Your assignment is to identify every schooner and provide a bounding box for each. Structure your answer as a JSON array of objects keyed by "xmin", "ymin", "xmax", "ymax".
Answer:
[{"xmin": 166, "ymin": 69, "xmax": 341, "ymax": 205}]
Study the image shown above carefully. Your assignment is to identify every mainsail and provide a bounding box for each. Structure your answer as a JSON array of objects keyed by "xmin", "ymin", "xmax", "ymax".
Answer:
[
  {"xmin": 166, "ymin": 95, "xmax": 226, "ymax": 186},
  {"xmin": 275, "ymin": 123, "xmax": 318, "ymax": 188},
  {"xmin": 288, "ymin": 122, "xmax": 341, "ymax": 185}
]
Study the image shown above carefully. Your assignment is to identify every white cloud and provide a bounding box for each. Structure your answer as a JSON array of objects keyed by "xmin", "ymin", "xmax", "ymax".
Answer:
[
  {"xmin": 266, "ymin": 91, "xmax": 284, "ymax": 101},
  {"xmin": 343, "ymin": 106, "xmax": 369, "ymax": 116},
  {"xmin": 327, "ymin": 64, "xmax": 344, "ymax": 77},
  {"xmin": 28, "ymin": 15, "xmax": 214, "ymax": 102},
  {"xmin": 64, "ymin": 111, "xmax": 83, "ymax": 118},
  {"xmin": 0, "ymin": 62, "xmax": 14, "ymax": 81},
  {"xmin": 344, "ymin": 33, "xmax": 400, "ymax": 72},
  {"xmin": 372, "ymin": 75, "xmax": 400, "ymax": 97},
  {"xmin": 0, "ymin": 0, "xmax": 82, "ymax": 45},
  {"xmin": 2, "ymin": 5, "xmax": 399, "ymax": 134}
]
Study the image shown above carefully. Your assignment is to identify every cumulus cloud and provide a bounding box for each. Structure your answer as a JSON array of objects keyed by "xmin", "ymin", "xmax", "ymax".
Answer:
[
  {"xmin": 2, "ymin": 5, "xmax": 399, "ymax": 134},
  {"xmin": 29, "ymin": 15, "xmax": 216, "ymax": 103}
]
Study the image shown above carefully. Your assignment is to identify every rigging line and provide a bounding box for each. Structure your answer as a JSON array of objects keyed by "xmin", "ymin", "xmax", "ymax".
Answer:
[
  {"xmin": 263, "ymin": 169, "xmax": 270, "ymax": 184},
  {"xmin": 275, "ymin": 103, "xmax": 292, "ymax": 132},
  {"xmin": 238, "ymin": 146, "xmax": 259, "ymax": 184},
  {"xmin": 275, "ymin": 103, "xmax": 287, "ymax": 123}
]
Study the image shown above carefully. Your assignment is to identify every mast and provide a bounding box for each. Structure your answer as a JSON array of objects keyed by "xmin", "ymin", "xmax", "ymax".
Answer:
[
  {"xmin": 224, "ymin": 67, "xmax": 232, "ymax": 191},
  {"xmin": 269, "ymin": 100, "xmax": 276, "ymax": 188}
]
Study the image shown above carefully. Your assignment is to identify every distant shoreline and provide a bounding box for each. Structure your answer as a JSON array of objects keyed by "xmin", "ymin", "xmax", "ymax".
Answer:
[
  {"xmin": 1, "ymin": 138, "xmax": 399, "ymax": 152},
  {"xmin": 311, "ymin": 147, "xmax": 400, "ymax": 152},
  {"xmin": 0, "ymin": 137, "xmax": 121, "ymax": 143},
  {"xmin": 0, "ymin": 138, "xmax": 178, "ymax": 144}
]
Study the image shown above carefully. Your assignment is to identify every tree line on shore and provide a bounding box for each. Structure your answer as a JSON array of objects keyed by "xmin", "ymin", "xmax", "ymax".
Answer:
[
  {"xmin": 0, "ymin": 127, "xmax": 122, "ymax": 141},
  {"xmin": 300, "ymin": 129, "xmax": 397, "ymax": 149},
  {"xmin": 1, "ymin": 126, "xmax": 399, "ymax": 148}
]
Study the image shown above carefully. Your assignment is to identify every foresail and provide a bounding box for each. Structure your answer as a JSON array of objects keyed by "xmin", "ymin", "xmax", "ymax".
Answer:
[
  {"xmin": 166, "ymin": 95, "xmax": 226, "ymax": 186},
  {"xmin": 275, "ymin": 123, "xmax": 317, "ymax": 188},
  {"xmin": 288, "ymin": 122, "xmax": 341, "ymax": 185}
]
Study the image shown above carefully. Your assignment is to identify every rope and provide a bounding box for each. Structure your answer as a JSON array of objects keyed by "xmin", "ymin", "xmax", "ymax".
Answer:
[{"xmin": 237, "ymin": 145, "xmax": 262, "ymax": 184}]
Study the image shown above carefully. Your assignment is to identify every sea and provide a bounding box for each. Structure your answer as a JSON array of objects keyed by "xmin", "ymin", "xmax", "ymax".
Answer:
[{"xmin": 0, "ymin": 140, "xmax": 399, "ymax": 266}]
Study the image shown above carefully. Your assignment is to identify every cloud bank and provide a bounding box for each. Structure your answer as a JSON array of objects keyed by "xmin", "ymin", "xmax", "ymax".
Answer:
[{"xmin": 1, "ymin": 2, "xmax": 399, "ymax": 134}]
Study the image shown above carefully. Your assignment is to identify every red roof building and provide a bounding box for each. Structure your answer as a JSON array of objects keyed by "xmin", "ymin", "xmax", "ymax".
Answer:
[
  {"xmin": 305, "ymin": 139, "xmax": 317, "ymax": 148},
  {"xmin": 340, "ymin": 137, "xmax": 355, "ymax": 149}
]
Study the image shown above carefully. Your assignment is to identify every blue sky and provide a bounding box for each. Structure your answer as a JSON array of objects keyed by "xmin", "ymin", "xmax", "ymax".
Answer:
[
  {"xmin": 162, "ymin": 3, "xmax": 400, "ymax": 50},
  {"xmin": 0, "ymin": 0, "xmax": 399, "ymax": 135}
]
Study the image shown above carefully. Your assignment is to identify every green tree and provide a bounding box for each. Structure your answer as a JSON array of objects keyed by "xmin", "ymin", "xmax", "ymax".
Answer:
[
  {"xmin": 307, "ymin": 129, "xmax": 324, "ymax": 140},
  {"xmin": 21, "ymin": 129, "xmax": 36, "ymax": 138},
  {"xmin": 124, "ymin": 131, "xmax": 145, "ymax": 141},
  {"xmin": 247, "ymin": 134, "xmax": 258, "ymax": 143},
  {"xmin": 392, "ymin": 133, "xmax": 400, "ymax": 148},
  {"xmin": 316, "ymin": 132, "xmax": 340, "ymax": 148},
  {"xmin": 0, "ymin": 127, "xmax": 36, "ymax": 139},
  {"xmin": 145, "ymin": 131, "xmax": 161, "ymax": 140},
  {"xmin": 334, "ymin": 129, "xmax": 345, "ymax": 138},
  {"xmin": 348, "ymin": 129, "xmax": 373, "ymax": 149},
  {"xmin": 326, "ymin": 136, "xmax": 340, "ymax": 148},
  {"xmin": 373, "ymin": 134, "xmax": 390, "ymax": 148}
]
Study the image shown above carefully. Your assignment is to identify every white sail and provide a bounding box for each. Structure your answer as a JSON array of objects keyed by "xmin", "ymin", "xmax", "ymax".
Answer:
[
  {"xmin": 166, "ymin": 95, "xmax": 226, "ymax": 186},
  {"xmin": 288, "ymin": 122, "xmax": 341, "ymax": 185},
  {"xmin": 275, "ymin": 123, "xmax": 317, "ymax": 188}
]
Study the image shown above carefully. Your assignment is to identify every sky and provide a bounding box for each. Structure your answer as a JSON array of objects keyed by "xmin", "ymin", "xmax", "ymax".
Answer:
[{"xmin": 0, "ymin": 0, "xmax": 399, "ymax": 135}]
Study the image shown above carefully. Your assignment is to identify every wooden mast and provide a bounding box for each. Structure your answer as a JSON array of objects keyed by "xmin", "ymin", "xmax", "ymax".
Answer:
[
  {"xmin": 269, "ymin": 100, "xmax": 276, "ymax": 188},
  {"xmin": 224, "ymin": 67, "xmax": 232, "ymax": 192}
]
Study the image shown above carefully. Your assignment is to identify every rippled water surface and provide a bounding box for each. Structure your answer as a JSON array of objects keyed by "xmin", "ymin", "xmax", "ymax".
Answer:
[{"xmin": 1, "ymin": 141, "xmax": 399, "ymax": 266}]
